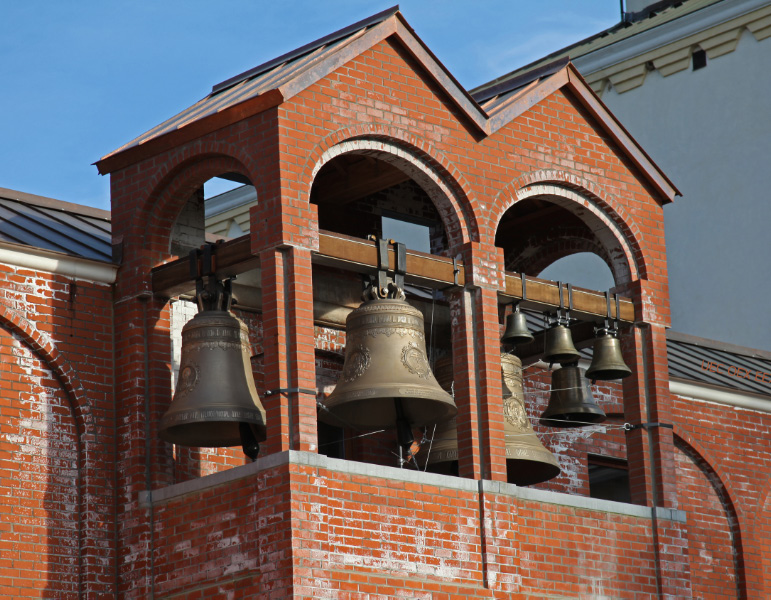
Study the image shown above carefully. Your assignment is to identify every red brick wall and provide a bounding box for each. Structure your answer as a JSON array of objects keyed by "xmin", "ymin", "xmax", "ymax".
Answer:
[{"xmin": 0, "ymin": 266, "xmax": 114, "ymax": 597}]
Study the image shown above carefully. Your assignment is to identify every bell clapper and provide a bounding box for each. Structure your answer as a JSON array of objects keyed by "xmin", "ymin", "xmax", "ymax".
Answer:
[
  {"xmin": 394, "ymin": 398, "xmax": 415, "ymax": 454},
  {"xmin": 239, "ymin": 422, "xmax": 260, "ymax": 461}
]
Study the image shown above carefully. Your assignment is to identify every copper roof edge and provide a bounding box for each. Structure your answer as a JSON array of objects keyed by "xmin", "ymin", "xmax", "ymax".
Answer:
[{"xmin": 0, "ymin": 187, "xmax": 110, "ymax": 220}]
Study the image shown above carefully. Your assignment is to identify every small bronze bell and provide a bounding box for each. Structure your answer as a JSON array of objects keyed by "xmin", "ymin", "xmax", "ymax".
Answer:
[
  {"xmin": 541, "ymin": 364, "xmax": 606, "ymax": 427},
  {"xmin": 160, "ymin": 309, "xmax": 267, "ymax": 447},
  {"xmin": 501, "ymin": 306, "xmax": 534, "ymax": 346},
  {"xmin": 320, "ymin": 286, "xmax": 457, "ymax": 432},
  {"xmin": 543, "ymin": 324, "xmax": 580, "ymax": 365},
  {"xmin": 586, "ymin": 331, "xmax": 632, "ymax": 382},
  {"xmin": 501, "ymin": 353, "xmax": 560, "ymax": 485}
]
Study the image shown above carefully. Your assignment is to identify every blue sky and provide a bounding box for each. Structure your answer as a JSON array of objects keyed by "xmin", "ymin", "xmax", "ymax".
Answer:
[{"xmin": 0, "ymin": 1, "xmax": 619, "ymax": 210}]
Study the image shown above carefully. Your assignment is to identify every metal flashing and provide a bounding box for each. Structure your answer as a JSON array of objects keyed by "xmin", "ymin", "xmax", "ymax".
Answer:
[{"xmin": 212, "ymin": 5, "xmax": 400, "ymax": 95}]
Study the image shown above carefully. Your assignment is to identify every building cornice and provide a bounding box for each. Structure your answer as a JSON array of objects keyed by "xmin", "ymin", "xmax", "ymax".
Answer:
[{"xmin": 578, "ymin": 0, "xmax": 771, "ymax": 95}]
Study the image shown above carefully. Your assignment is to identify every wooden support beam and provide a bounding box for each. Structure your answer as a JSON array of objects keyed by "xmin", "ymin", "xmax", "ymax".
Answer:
[
  {"xmin": 151, "ymin": 236, "xmax": 257, "ymax": 297},
  {"xmin": 150, "ymin": 230, "xmax": 635, "ymax": 324},
  {"xmin": 501, "ymin": 273, "xmax": 635, "ymax": 323},
  {"xmin": 314, "ymin": 231, "xmax": 465, "ymax": 288}
]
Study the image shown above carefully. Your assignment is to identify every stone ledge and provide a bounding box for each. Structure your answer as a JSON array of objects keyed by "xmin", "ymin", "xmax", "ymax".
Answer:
[{"xmin": 140, "ymin": 450, "xmax": 685, "ymax": 524}]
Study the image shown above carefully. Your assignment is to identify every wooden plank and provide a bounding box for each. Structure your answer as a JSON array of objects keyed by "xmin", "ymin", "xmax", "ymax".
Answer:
[
  {"xmin": 151, "ymin": 231, "xmax": 633, "ymax": 324},
  {"xmin": 501, "ymin": 272, "xmax": 635, "ymax": 323},
  {"xmin": 315, "ymin": 231, "xmax": 465, "ymax": 288}
]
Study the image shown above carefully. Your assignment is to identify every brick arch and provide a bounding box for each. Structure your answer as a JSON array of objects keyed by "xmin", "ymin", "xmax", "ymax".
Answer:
[
  {"xmin": 123, "ymin": 142, "xmax": 260, "ymax": 270},
  {"xmin": 0, "ymin": 301, "xmax": 101, "ymax": 594},
  {"xmin": 503, "ymin": 223, "xmax": 613, "ymax": 276},
  {"xmin": 673, "ymin": 427, "xmax": 748, "ymax": 598},
  {"xmin": 491, "ymin": 170, "xmax": 650, "ymax": 282},
  {"xmin": 304, "ymin": 125, "xmax": 478, "ymax": 251}
]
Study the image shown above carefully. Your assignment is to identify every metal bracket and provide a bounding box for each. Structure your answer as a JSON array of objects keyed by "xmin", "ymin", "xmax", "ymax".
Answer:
[
  {"xmin": 624, "ymin": 422, "xmax": 674, "ymax": 432},
  {"xmin": 264, "ymin": 387, "xmax": 318, "ymax": 397},
  {"xmin": 189, "ymin": 242, "xmax": 234, "ymax": 311},
  {"xmin": 393, "ymin": 241, "xmax": 406, "ymax": 291}
]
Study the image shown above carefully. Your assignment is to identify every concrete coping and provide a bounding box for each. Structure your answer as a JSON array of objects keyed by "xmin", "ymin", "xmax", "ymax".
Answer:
[{"xmin": 139, "ymin": 450, "xmax": 686, "ymax": 524}]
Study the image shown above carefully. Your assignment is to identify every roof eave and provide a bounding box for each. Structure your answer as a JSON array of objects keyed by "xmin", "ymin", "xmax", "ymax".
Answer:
[
  {"xmin": 96, "ymin": 11, "xmax": 492, "ymax": 176},
  {"xmin": 95, "ymin": 88, "xmax": 284, "ymax": 175}
]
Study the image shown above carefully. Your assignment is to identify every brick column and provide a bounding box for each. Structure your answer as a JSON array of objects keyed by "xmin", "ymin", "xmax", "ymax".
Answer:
[
  {"xmin": 618, "ymin": 278, "xmax": 690, "ymax": 598},
  {"xmin": 453, "ymin": 242, "xmax": 507, "ymax": 482},
  {"xmin": 619, "ymin": 279, "xmax": 677, "ymax": 508},
  {"xmin": 251, "ymin": 200, "xmax": 319, "ymax": 456}
]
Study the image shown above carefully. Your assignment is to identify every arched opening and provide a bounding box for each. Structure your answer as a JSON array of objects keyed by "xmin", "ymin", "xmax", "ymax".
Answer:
[
  {"xmin": 309, "ymin": 149, "xmax": 459, "ymax": 470},
  {"xmin": 494, "ymin": 189, "xmax": 635, "ymax": 490},
  {"xmin": 169, "ymin": 173, "xmax": 256, "ymax": 256},
  {"xmin": 495, "ymin": 196, "xmax": 625, "ymax": 285},
  {"xmin": 311, "ymin": 153, "xmax": 449, "ymax": 255},
  {"xmin": 165, "ymin": 171, "xmax": 261, "ymax": 482}
]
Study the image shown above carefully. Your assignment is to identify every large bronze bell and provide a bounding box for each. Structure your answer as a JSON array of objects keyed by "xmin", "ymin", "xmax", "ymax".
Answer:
[
  {"xmin": 160, "ymin": 309, "xmax": 267, "ymax": 447},
  {"xmin": 586, "ymin": 331, "xmax": 632, "ymax": 382},
  {"xmin": 320, "ymin": 289, "xmax": 457, "ymax": 432},
  {"xmin": 540, "ymin": 364, "xmax": 606, "ymax": 427},
  {"xmin": 543, "ymin": 323, "xmax": 581, "ymax": 365},
  {"xmin": 501, "ymin": 353, "xmax": 560, "ymax": 485},
  {"xmin": 501, "ymin": 306, "xmax": 534, "ymax": 346},
  {"xmin": 420, "ymin": 355, "xmax": 559, "ymax": 486}
]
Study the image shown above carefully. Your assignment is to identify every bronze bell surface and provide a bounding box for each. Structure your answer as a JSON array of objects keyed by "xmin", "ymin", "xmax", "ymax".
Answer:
[
  {"xmin": 501, "ymin": 353, "xmax": 560, "ymax": 485},
  {"xmin": 420, "ymin": 355, "xmax": 559, "ymax": 486},
  {"xmin": 160, "ymin": 310, "xmax": 267, "ymax": 447},
  {"xmin": 543, "ymin": 323, "xmax": 581, "ymax": 365},
  {"xmin": 321, "ymin": 291, "xmax": 457, "ymax": 431},
  {"xmin": 540, "ymin": 364, "xmax": 606, "ymax": 428},
  {"xmin": 586, "ymin": 332, "xmax": 632, "ymax": 382},
  {"xmin": 501, "ymin": 307, "xmax": 534, "ymax": 346},
  {"xmin": 420, "ymin": 357, "xmax": 459, "ymax": 467}
]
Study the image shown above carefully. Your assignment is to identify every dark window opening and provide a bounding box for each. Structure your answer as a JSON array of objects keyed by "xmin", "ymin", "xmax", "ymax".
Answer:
[
  {"xmin": 588, "ymin": 455, "xmax": 631, "ymax": 503},
  {"xmin": 318, "ymin": 421, "xmax": 346, "ymax": 460},
  {"xmin": 692, "ymin": 49, "xmax": 707, "ymax": 71}
]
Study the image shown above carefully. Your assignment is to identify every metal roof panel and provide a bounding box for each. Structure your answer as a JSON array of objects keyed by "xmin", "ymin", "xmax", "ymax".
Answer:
[{"xmin": 0, "ymin": 189, "xmax": 112, "ymax": 262}]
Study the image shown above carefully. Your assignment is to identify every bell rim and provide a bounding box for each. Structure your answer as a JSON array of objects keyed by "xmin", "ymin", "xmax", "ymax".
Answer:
[
  {"xmin": 585, "ymin": 366, "xmax": 632, "ymax": 380},
  {"xmin": 320, "ymin": 392, "xmax": 457, "ymax": 429},
  {"xmin": 159, "ymin": 407, "xmax": 266, "ymax": 447}
]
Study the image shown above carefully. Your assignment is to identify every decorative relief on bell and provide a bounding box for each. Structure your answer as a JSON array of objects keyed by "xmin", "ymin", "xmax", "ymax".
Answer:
[
  {"xmin": 176, "ymin": 364, "xmax": 200, "ymax": 397},
  {"xmin": 342, "ymin": 345, "xmax": 371, "ymax": 382},
  {"xmin": 503, "ymin": 396, "xmax": 531, "ymax": 431},
  {"xmin": 401, "ymin": 341, "xmax": 431, "ymax": 378}
]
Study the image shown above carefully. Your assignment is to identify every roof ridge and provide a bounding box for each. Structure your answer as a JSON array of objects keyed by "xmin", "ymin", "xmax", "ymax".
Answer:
[{"xmin": 212, "ymin": 5, "xmax": 400, "ymax": 95}]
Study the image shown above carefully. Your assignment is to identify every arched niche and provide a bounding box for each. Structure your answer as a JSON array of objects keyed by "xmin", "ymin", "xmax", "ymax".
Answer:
[
  {"xmin": 495, "ymin": 185, "xmax": 638, "ymax": 287},
  {"xmin": 309, "ymin": 137, "xmax": 474, "ymax": 255},
  {"xmin": 307, "ymin": 139, "xmax": 468, "ymax": 467}
]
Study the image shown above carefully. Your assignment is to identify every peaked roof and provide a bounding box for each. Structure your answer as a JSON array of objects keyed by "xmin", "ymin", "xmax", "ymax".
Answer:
[
  {"xmin": 0, "ymin": 187, "xmax": 112, "ymax": 262},
  {"xmin": 96, "ymin": 7, "xmax": 678, "ymax": 202}
]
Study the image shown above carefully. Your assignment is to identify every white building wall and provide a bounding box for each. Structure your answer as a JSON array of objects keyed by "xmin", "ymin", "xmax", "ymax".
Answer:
[{"xmin": 590, "ymin": 28, "xmax": 771, "ymax": 350}]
